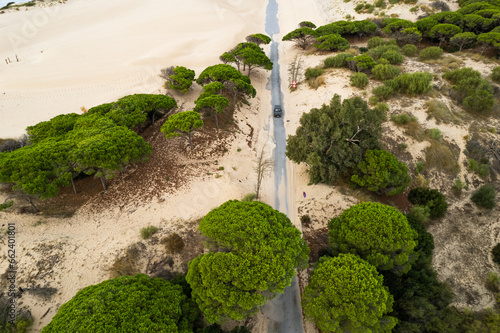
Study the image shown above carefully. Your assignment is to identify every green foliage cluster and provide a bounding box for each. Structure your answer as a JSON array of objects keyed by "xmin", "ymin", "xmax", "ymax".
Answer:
[
  {"xmin": 373, "ymin": 72, "xmax": 432, "ymax": 99},
  {"xmin": 471, "ymin": 185, "xmax": 496, "ymax": 209},
  {"xmin": 328, "ymin": 202, "xmax": 418, "ymax": 274},
  {"xmin": 366, "ymin": 44, "xmax": 401, "ymax": 60},
  {"xmin": 0, "ymin": 200, "xmax": 13, "ymax": 212},
  {"xmin": 186, "ymin": 200, "xmax": 309, "ymax": 323},
  {"xmin": 429, "ymin": 128, "xmax": 443, "ymax": 140},
  {"xmin": 304, "ymin": 67, "xmax": 324, "ymax": 80},
  {"xmin": 161, "ymin": 111, "xmax": 204, "ymax": 149},
  {"xmin": 220, "ymin": 43, "xmax": 272, "ymax": 76},
  {"xmin": 42, "ymin": 274, "xmax": 199, "ymax": 332},
  {"xmin": 367, "ymin": 37, "xmax": 391, "ymax": 49},
  {"xmin": 418, "ymin": 46, "xmax": 443, "ymax": 60},
  {"xmin": 371, "ymin": 63, "xmax": 401, "ymax": 80},
  {"xmin": 408, "ymin": 187, "xmax": 448, "ymax": 219},
  {"xmin": 282, "ymin": 27, "xmax": 319, "ymax": 49},
  {"xmin": 323, "ymin": 53, "xmax": 352, "ymax": 68},
  {"xmin": 0, "ymin": 94, "xmax": 173, "ymax": 200},
  {"xmin": 164, "ymin": 66, "xmax": 196, "ymax": 93},
  {"xmin": 140, "ymin": 225, "xmax": 159, "ymax": 239},
  {"xmin": 380, "ymin": 50, "xmax": 405, "ymax": 64},
  {"xmin": 491, "ymin": 66, "xmax": 500, "ymax": 82},
  {"xmin": 401, "ymin": 44, "xmax": 418, "ymax": 56},
  {"xmin": 443, "ymin": 67, "xmax": 494, "ymax": 113},
  {"xmin": 245, "ymin": 33, "xmax": 271, "ymax": 45},
  {"xmin": 313, "ymin": 34, "xmax": 350, "ymax": 51},
  {"xmin": 302, "ymin": 254, "xmax": 397, "ymax": 333},
  {"xmin": 349, "ymin": 72, "xmax": 369, "ymax": 88},
  {"xmin": 286, "ymin": 94, "xmax": 384, "ymax": 184},
  {"xmin": 349, "ymin": 54, "xmax": 376, "ymax": 72},
  {"xmin": 492, "ymin": 243, "xmax": 500, "ymax": 265},
  {"xmin": 351, "ymin": 149, "xmax": 411, "ymax": 196}
]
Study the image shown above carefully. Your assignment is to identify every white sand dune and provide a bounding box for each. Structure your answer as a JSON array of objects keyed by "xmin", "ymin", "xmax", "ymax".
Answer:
[{"xmin": 0, "ymin": 0, "xmax": 266, "ymax": 138}]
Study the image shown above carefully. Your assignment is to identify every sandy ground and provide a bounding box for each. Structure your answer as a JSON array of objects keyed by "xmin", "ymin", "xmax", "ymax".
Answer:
[
  {"xmin": 1, "ymin": 0, "xmax": 500, "ymax": 332},
  {"xmin": 0, "ymin": 0, "xmax": 266, "ymax": 138}
]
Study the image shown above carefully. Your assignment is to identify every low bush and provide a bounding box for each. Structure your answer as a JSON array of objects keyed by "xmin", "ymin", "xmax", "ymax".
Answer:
[
  {"xmin": 492, "ymin": 243, "xmax": 500, "ymax": 266},
  {"xmin": 372, "ymin": 84, "xmax": 394, "ymax": 100},
  {"xmin": 452, "ymin": 178, "xmax": 467, "ymax": 196},
  {"xmin": 324, "ymin": 53, "xmax": 352, "ymax": 68},
  {"xmin": 140, "ymin": 226, "xmax": 159, "ymax": 239},
  {"xmin": 491, "ymin": 66, "xmax": 500, "ymax": 83},
  {"xmin": 242, "ymin": 193, "xmax": 257, "ymax": 201},
  {"xmin": 371, "ymin": 64, "xmax": 401, "ymax": 80},
  {"xmin": 415, "ymin": 160, "xmax": 426, "ymax": 175},
  {"xmin": 425, "ymin": 99, "xmax": 460, "ymax": 124},
  {"xmin": 393, "ymin": 72, "xmax": 433, "ymax": 95},
  {"xmin": 486, "ymin": 272, "xmax": 500, "ymax": 292},
  {"xmin": 374, "ymin": 102, "xmax": 389, "ymax": 115},
  {"xmin": 380, "ymin": 50, "xmax": 405, "ymax": 64},
  {"xmin": 425, "ymin": 140, "xmax": 460, "ymax": 175},
  {"xmin": 367, "ymin": 37, "xmax": 387, "ymax": 50},
  {"xmin": 350, "ymin": 72, "xmax": 369, "ymax": 88},
  {"xmin": 410, "ymin": 205, "xmax": 431, "ymax": 224},
  {"xmin": 368, "ymin": 96, "xmax": 380, "ymax": 106},
  {"xmin": 408, "ymin": 187, "xmax": 448, "ymax": 218},
  {"xmin": 478, "ymin": 164, "xmax": 490, "ymax": 178},
  {"xmin": 391, "ymin": 113, "xmax": 416, "ymax": 125},
  {"xmin": 308, "ymin": 76, "xmax": 326, "ymax": 89},
  {"xmin": 349, "ymin": 54, "xmax": 376, "ymax": 71},
  {"xmin": 471, "ymin": 185, "xmax": 496, "ymax": 209},
  {"xmin": 418, "ymin": 46, "xmax": 443, "ymax": 60},
  {"xmin": 305, "ymin": 67, "xmax": 324, "ymax": 80},
  {"xmin": 402, "ymin": 44, "xmax": 418, "ymax": 56},
  {"xmin": 164, "ymin": 233, "xmax": 185, "ymax": 253},
  {"xmin": 468, "ymin": 158, "xmax": 479, "ymax": 172},
  {"xmin": 429, "ymin": 128, "xmax": 442, "ymax": 141},
  {"xmin": 367, "ymin": 44, "xmax": 400, "ymax": 60}
]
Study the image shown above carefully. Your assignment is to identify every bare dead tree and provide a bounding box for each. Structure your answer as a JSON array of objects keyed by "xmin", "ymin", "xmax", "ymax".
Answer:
[
  {"xmin": 159, "ymin": 66, "xmax": 175, "ymax": 81},
  {"xmin": 288, "ymin": 55, "xmax": 303, "ymax": 87},
  {"xmin": 255, "ymin": 146, "xmax": 275, "ymax": 199}
]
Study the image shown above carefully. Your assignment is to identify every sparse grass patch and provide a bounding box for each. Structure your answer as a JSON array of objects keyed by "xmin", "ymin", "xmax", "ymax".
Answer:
[
  {"xmin": 425, "ymin": 140, "xmax": 460, "ymax": 175},
  {"xmin": 425, "ymin": 56, "xmax": 464, "ymax": 72},
  {"xmin": 242, "ymin": 193, "xmax": 257, "ymax": 202},
  {"xmin": 218, "ymin": 166, "xmax": 224, "ymax": 170},
  {"xmin": 391, "ymin": 113, "xmax": 416, "ymax": 125},
  {"xmin": 140, "ymin": 226, "xmax": 158, "ymax": 239},
  {"xmin": 411, "ymin": 174, "xmax": 430, "ymax": 189},
  {"xmin": 108, "ymin": 246, "xmax": 140, "ymax": 278},
  {"xmin": 163, "ymin": 233, "xmax": 185, "ymax": 254},
  {"xmin": 425, "ymin": 99, "xmax": 461, "ymax": 124},
  {"xmin": 429, "ymin": 128, "xmax": 442, "ymax": 141},
  {"xmin": 486, "ymin": 271, "xmax": 500, "ymax": 292},
  {"xmin": 307, "ymin": 76, "xmax": 326, "ymax": 89},
  {"xmin": 415, "ymin": 160, "xmax": 426, "ymax": 175},
  {"xmin": 398, "ymin": 143, "xmax": 408, "ymax": 150},
  {"xmin": 215, "ymin": 174, "xmax": 223, "ymax": 179},
  {"xmin": 452, "ymin": 178, "xmax": 468, "ymax": 196},
  {"xmin": 33, "ymin": 219, "xmax": 48, "ymax": 227}
]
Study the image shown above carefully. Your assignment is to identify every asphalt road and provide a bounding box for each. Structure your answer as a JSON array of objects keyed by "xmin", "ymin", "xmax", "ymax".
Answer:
[{"xmin": 262, "ymin": 0, "xmax": 304, "ymax": 332}]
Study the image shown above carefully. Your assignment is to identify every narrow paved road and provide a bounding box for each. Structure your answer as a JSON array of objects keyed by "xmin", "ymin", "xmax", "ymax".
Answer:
[{"xmin": 261, "ymin": 0, "xmax": 304, "ymax": 332}]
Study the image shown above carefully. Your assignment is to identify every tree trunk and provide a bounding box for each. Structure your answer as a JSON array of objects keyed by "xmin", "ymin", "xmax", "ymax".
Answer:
[
  {"xmin": 247, "ymin": 65, "xmax": 253, "ymax": 77},
  {"xmin": 27, "ymin": 197, "xmax": 39, "ymax": 213},
  {"xmin": 232, "ymin": 91, "xmax": 237, "ymax": 109},
  {"xmin": 100, "ymin": 175, "xmax": 107, "ymax": 190},
  {"xmin": 237, "ymin": 62, "xmax": 240, "ymax": 71},
  {"xmin": 187, "ymin": 132, "xmax": 194, "ymax": 150},
  {"xmin": 214, "ymin": 112, "xmax": 219, "ymax": 129},
  {"xmin": 71, "ymin": 177, "xmax": 77, "ymax": 194}
]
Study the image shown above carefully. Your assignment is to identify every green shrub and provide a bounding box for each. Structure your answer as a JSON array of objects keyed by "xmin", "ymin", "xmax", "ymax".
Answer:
[
  {"xmin": 375, "ymin": 0, "xmax": 386, "ymax": 8},
  {"xmin": 350, "ymin": 72, "xmax": 369, "ymax": 88},
  {"xmin": 468, "ymin": 158, "xmax": 479, "ymax": 171},
  {"xmin": 140, "ymin": 226, "xmax": 159, "ymax": 239},
  {"xmin": 405, "ymin": 214, "xmax": 435, "ymax": 257},
  {"xmin": 164, "ymin": 233, "xmax": 185, "ymax": 253},
  {"xmin": 0, "ymin": 200, "xmax": 13, "ymax": 212},
  {"xmin": 418, "ymin": 46, "xmax": 443, "ymax": 60},
  {"xmin": 492, "ymin": 243, "xmax": 500, "ymax": 265},
  {"xmin": 371, "ymin": 64, "xmax": 401, "ymax": 80},
  {"xmin": 391, "ymin": 113, "xmax": 416, "ymax": 125},
  {"xmin": 425, "ymin": 99, "xmax": 460, "ymax": 124},
  {"xmin": 491, "ymin": 66, "xmax": 500, "ymax": 82},
  {"xmin": 486, "ymin": 272, "xmax": 500, "ymax": 292},
  {"xmin": 351, "ymin": 149, "xmax": 411, "ymax": 196},
  {"xmin": 372, "ymin": 84, "xmax": 394, "ymax": 100},
  {"xmin": 463, "ymin": 90, "xmax": 494, "ymax": 112},
  {"xmin": 305, "ymin": 67, "xmax": 324, "ymax": 80},
  {"xmin": 241, "ymin": 193, "xmax": 257, "ymax": 202},
  {"xmin": 367, "ymin": 44, "xmax": 400, "ymax": 60},
  {"xmin": 478, "ymin": 164, "xmax": 490, "ymax": 177},
  {"xmin": 415, "ymin": 160, "xmax": 426, "ymax": 174},
  {"xmin": 368, "ymin": 96, "xmax": 380, "ymax": 106},
  {"xmin": 471, "ymin": 185, "xmax": 496, "ymax": 209},
  {"xmin": 376, "ymin": 58, "xmax": 390, "ymax": 65},
  {"xmin": 380, "ymin": 50, "xmax": 405, "ymax": 64},
  {"xmin": 352, "ymin": 54, "xmax": 376, "ymax": 71},
  {"xmin": 393, "ymin": 72, "xmax": 433, "ymax": 95},
  {"xmin": 314, "ymin": 34, "xmax": 350, "ymax": 51},
  {"xmin": 402, "ymin": 44, "xmax": 418, "ymax": 57},
  {"xmin": 452, "ymin": 178, "xmax": 467, "ymax": 196},
  {"xmin": 410, "ymin": 205, "xmax": 431, "ymax": 224},
  {"xmin": 367, "ymin": 36, "xmax": 387, "ymax": 49},
  {"xmin": 374, "ymin": 102, "xmax": 389, "ymax": 114},
  {"xmin": 408, "ymin": 187, "xmax": 448, "ymax": 219},
  {"xmin": 324, "ymin": 53, "xmax": 353, "ymax": 68},
  {"xmin": 429, "ymin": 128, "xmax": 442, "ymax": 141}
]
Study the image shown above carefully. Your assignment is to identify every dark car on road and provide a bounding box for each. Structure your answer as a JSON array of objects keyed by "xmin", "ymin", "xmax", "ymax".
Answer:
[{"xmin": 273, "ymin": 105, "xmax": 282, "ymax": 118}]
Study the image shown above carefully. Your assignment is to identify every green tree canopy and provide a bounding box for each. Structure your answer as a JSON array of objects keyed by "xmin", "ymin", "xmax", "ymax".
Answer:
[
  {"xmin": 42, "ymin": 274, "xmax": 198, "ymax": 333},
  {"xmin": 315, "ymin": 22, "xmax": 343, "ymax": 36},
  {"xmin": 430, "ymin": 11, "xmax": 464, "ymax": 26},
  {"xmin": 245, "ymin": 33, "xmax": 271, "ymax": 45},
  {"xmin": 353, "ymin": 20, "xmax": 378, "ymax": 37},
  {"xmin": 443, "ymin": 67, "xmax": 494, "ymax": 112},
  {"xmin": 224, "ymin": 79, "xmax": 256, "ymax": 108},
  {"xmin": 382, "ymin": 19, "xmax": 416, "ymax": 35},
  {"xmin": 234, "ymin": 43, "xmax": 273, "ymax": 76},
  {"xmin": 286, "ymin": 95, "xmax": 384, "ymax": 184},
  {"xmin": 351, "ymin": 149, "xmax": 411, "ymax": 196},
  {"xmin": 302, "ymin": 254, "xmax": 397, "ymax": 333},
  {"xmin": 450, "ymin": 31, "xmax": 477, "ymax": 50},
  {"xmin": 186, "ymin": 200, "xmax": 309, "ymax": 323},
  {"xmin": 393, "ymin": 27, "xmax": 423, "ymax": 46},
  {"xmin": 26, "ymin": 113, "xmax": 80, "ymax": 144},
  {"xmin": 194, "ymin": 95, "xmax": 229, "ymax": 129},
  {"xmin": 161, "ymin": 66, "xmax": 196, "ymax": 93},
  {"xmin": 328, "ymin": 202, "xmax": 418, "ymax": 274},
  {"xmin": 430, "ymin": 24, "xmax": 463, "ymax": 46},
  {"xmin": 462, "ymin": 14, "xmax": 494, "ymax": 34},
  {"xmin": 196, "ymin": 81, "xmax": 225, "ymax": 102},
  {"xmin": 477, "ymin": 32, "xmax": 500, "ymax": 53},
  {"xmin": 196, "ymin": 64, "xmax": 250, "ymax": 86},
  {"xmin": 299, "ymin": 21, "xmax": 317, "ymax": 28},
  {"xmin": 161, "ymin": 111, "xmax": 204, "ymax": 150},
  {"xmin": 416, "ymin": 17, "xmax": 440, "ymax": 37},
  {"xmin": 313, "ymin": 34, "xmax": 350, "ymax": 51},
  {"xmin": 458, "ymin": 2, "xmax": 498, "ymax": 15},
  {"xmin": 408, "ymin": 187, "xmax": 448, "ymax": 218},
  {"xmin": 282, "ymin": 27, "xmax": 319, "ymax": 49}
]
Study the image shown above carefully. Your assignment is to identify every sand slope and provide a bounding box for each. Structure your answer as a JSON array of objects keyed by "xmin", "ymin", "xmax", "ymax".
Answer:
[{"xmin": 0, "ymin": 0, "xmax": 266, "ymax": 138}]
